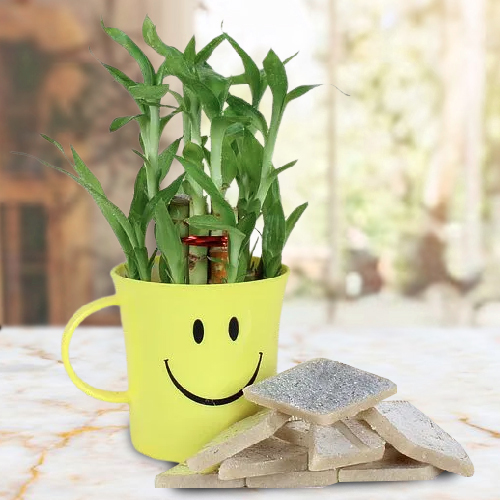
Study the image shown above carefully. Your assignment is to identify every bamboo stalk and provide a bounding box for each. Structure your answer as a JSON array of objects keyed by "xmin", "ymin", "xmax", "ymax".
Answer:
[
  {"xmin": 208, "ymin": 231, "xmax": 228, "ymax": 284},
  {"xmin": 188, "ymin": 195, "xmax": 209, "ymax": 284},
  {"xmin": 208, "ymin": 206, "xmax": 238, "ymax": 283},
  {"xmin": 168, "ymin": 195, "xmax": 190, "ymax": 283},
  {"xmin": 183, "ymin": 88, "xmax": 209, "ymax": 284},
  {"xmin": 145, "ymin": 105, "xmax": 160, "ymax": 200}
]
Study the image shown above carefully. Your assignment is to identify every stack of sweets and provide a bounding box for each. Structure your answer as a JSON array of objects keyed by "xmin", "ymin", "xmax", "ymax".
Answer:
[{"xmin": 156, "ymin": 358, "xmax": 474, "ymax": 489}]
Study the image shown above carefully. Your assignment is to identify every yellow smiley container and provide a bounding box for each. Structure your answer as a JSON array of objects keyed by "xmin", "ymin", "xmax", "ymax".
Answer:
[{"xmin": 61, "ymin": 261, "xmax": 289, "ymax": 462}]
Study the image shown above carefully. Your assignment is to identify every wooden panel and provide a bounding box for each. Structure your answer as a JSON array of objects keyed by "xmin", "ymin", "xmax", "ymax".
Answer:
[
  {"xmin": 2, "ymin": 205, "xmax": 22, "ymax": 324},
  {"xmin": 0, "ymin": 176, "xmax": 51, "ymax": 204},
  {"xmin": 0, "ymin": 206, "xmax": 4, "ymax": 325},
  {"xmin": 46, "ymin": 205, "xmax": 66, "ymax": 324}
]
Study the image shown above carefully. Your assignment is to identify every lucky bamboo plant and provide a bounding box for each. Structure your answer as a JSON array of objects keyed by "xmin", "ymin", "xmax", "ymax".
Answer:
[{"xmin": 14, "ymin": 16, "xmax": 319, "ymax": 285}]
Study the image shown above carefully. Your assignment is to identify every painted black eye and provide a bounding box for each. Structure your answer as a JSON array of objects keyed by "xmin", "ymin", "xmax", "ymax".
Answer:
[
  {"xmin": 193, "ymin": 319, "xmax": 204, "ymax": 344},
  {"xmin": 228, "ymin": 317, "xmax": 239, "ymax": 341}
]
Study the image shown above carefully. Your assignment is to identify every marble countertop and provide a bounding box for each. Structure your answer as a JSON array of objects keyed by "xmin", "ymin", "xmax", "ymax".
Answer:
[{"xmin": 1, "ymin": 299, "xmax": 499, "ymax": 499}]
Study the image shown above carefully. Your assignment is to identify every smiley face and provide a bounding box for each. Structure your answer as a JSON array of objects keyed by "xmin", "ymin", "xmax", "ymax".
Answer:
[{"xmin": 163, "ymin": 316, "xmax": 264, "ymax": 406}]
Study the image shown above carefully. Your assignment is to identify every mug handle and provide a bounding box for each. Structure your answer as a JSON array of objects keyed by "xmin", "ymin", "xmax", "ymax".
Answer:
[{"xmin": 61, "ymin": 295, "xmax": 129, "ymax": 403}]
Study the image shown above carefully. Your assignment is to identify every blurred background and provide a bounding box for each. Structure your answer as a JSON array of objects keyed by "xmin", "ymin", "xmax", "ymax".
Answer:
[{"xmin": 0, "ymin": 0, "xmax": 498, "ymax": 327}]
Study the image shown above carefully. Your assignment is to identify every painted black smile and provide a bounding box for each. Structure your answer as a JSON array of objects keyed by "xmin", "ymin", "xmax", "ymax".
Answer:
[{"xmin": 163, "ymin": 352, "xmax": 263, "ymax": 406}]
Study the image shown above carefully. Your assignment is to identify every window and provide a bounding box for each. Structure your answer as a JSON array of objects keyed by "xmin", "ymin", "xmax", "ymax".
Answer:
[{"xmin": 0, "ymin": 203, "xmax": 48, "ymax": 324}]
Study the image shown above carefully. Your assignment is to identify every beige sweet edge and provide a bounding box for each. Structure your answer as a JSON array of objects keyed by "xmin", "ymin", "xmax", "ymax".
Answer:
[{"xmin": 155, "ymin": 358, "xmax": 474, "ymax": 489}]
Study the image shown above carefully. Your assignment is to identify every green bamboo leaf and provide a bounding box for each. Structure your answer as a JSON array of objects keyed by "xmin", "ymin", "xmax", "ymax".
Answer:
[
  {"xmin": 229, "ymin": 47, "xmax": 294, "ymax": 96},
  {"xmin": 210, "ymin": 116, "xmax": 248, "ymax": 192},
  {"xmin": 221, "ymin": 136, "xmax": 238, "ymax": 188},
  {"xmin": 241, "ymin": 51, "xmax": 295, "ymax": 108},
  {"xmin": 156, "ymin": 62, "xmax": 168, "ymax": 85},
  {"xmin": 184, "ymin": 79, "xmax": 221, "ymax": 119},
  {"xmin": 285, "ymin": 202, "xmax": 308, "ymax": 244},
  {"xmin": 223, "ymin": 120, "xmax": 246, "ymax": 139},
  {"xmin": 132, "ymin": 149, "xmax": 151, "ymax": 168},
  {"xmin": 263, "ymin": 49, "xmax": 288, "ymax": 109},
  {"xmin": 40, "ymin": 134, "xmax": 74, "ymax": 167},
  {"xmin": 263, "ymin": 174, "xmax": 282, "ymax": 211},
  {"xmin": 237, "ymin": 196, "xmax": 261, "ymax": 221},
  {"xmin": 225, "ymin": 35, "xmax": 261, "ymax": 106},
  {"xmin": 226, "ymin": 94, "xmax": 268, "ymax": 138},
  {"xmin": 278, "ymin": 160, "xmax": 298, "ymax": 171},
  {"xmin": 230, "ymin": 53, "xmax": 292, "ymax": 88},
  {"xmin": 156, "ymin": 53, "xmax": 191, "ymax": 83},
  {"xmin": 40, "ymin": 134, "xmax": 64, "ymax": 154},
  {"xmin": 158, "ymin": 137, "xmax": 182, "ymax": 183},
  {"xmin": 134, "ymin": 246, "xmax": 149, "ymax": 279},
  {"xmin": 238, "ymin": 129, "xmax": 264, "ymax": 196},
  {"xmin": 283, "ymin": 51, "xmax": 299, "ymax": 65},
  {"xmin": 142, "ymin": 15, "xmax": 166, "ymax": 54},
  {"xmin": 143, "ymin": 16, "xmax": 191, "ymax": 81},
  {"xmin": 261, "ymin": 160, "xmax": 297, "ymax": 196},
  {"xmin": 183, "ymin": 141, "xmax": 205, "ymax": 165},
  {"xmin": 231, "ymin": 67, "xmax": 265, "ymax": 86},
  {"xmin": 253, "ymin": 53, "xmax": 296, "ymax": 107},
  {"xmin": 133, "ymin": 222, "xmax": 144, "ymax": 246},
  {"xmin": 228, "ymin": 232, "xmax": 246, "ymax": 283},
  {"xmin": 256, "ymin": 72, "xmax": 268, "ymax": 107},
  {"xmin": 98, "ymin": 60, "xmax": 147, "ymax": 114},
  {"xmin": 129, "ymin": 166, "xmax": 148, "ymax": 222},
  {"xmin": 264, "ymin": 51, "xmax": 299, "ymax": 106},
  {"xmin": 237, "ymin": 211, "xmax": 257, "ymax": 248},
  {"xmin": 158, "ymin": 254, "xmax": 172, "ymax": 283},
  {"xmin": 264, "ymin": 255, "xmax": 282, "ymax": 279},
  {"xmin": 184, "ymin": 35, "xmax": 196, "ymax": 63},
  {"xmin": 262, "ymin": 202, "xmax": 285, "ymax": 259},
  {"xmin": 148, "ymin": 249, "xmax": 158, "ymax": 274},
  {"xmin": 109, "ymin": 115, "xmax": 143, "ymax": 132},
  {"xmin": 143, "ymin": 16, "xmax": 179, "ymax": 59},
  {"xmin": 138, "ymin": 102, "xmax": 177, "ymax": 110},
  {"xmin": 262, "ymin": 179, "xmax": 286, "ymax": 278},
  {"xmin": 101, "ymin": 63, "xmax": 136, "ymax": 90},
  {"xmin": 202, "ymin": 144, "xmax": 211, "ymax": 168},
  {"xmin": 176, "ymin": 155, "xmax": 236, "ymax": 226},
  {"xmin": 195, "ymin": 34, "xmax": 226, "ymax": 64},
  {"xmin": 198, "ymin": 65, "xmax": 231, "ymax": 102},
  {"xmin": 129, "ymin": 84, "xmax": 170, "ymax": 100},
  {"xmin": 89, "ymin": 47, "xmax": 148, "ymax": 115},
  {"xmin": 250, "ymin": 234, "xmax": 260, "ymax": 257},
  {"xmin": 167, "ymin": 89, "xmax": 184, "ymax": 107},
  {"xmin": 74, "ymin": 175, "xmax": 135, "ymax": 247},
  {"xmin": 154, "ymin": 202, "xmax": 186, "ymax": 284},
  {"xmin": 182, "ymin": 86, "xmax": 196, "ymax": 130},
  {"xmin": 159, "ymin": 108, "xmax": 182, "ymax": 135},
  {"xmin": 124, "ymin": 251, "xmax": 140, "ymax": 280},
  {"xmin": 102, "ymin": 19, "xmax": 154, "ymax": 85},
  {"xmin": 142, "ymin": 173, "xmax": 185, "ymax": 231},
  {"xmin": 284, "ymin": 84, "xmax": 321, "ymax": 106},
  {"xmin": 187, "ymin": 215, "xmax": 242, "ymax": 236},
  {"xmin": 70, "ymin": 146, "xmax": 104, "ymax": 195},
  {"xmin": 236, "ymin": 254, "xmax": 250, "ymax": 283}
]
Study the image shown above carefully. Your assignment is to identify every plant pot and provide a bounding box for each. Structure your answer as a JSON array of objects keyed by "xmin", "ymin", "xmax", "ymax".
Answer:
[{"xmin": 61, "ymin": 260, "xmax": 289, "ymax": 462}]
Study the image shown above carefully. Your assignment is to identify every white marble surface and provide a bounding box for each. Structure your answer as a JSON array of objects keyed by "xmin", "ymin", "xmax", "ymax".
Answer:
[{"xmin": 1, "ymin": 299, "xmax": 499, "ymax": 499}]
